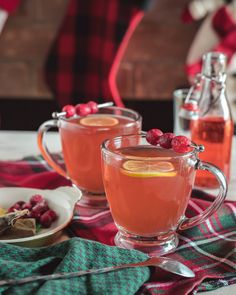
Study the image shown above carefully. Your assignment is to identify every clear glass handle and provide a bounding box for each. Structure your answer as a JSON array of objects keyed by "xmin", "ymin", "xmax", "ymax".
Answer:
[
  {"xmin": 37, "ymin": 120, "xmax": 68, "ymax": 178},
  {"xmin": 178, "ymin": 160, "xmax": 227, "ymax": 230}
]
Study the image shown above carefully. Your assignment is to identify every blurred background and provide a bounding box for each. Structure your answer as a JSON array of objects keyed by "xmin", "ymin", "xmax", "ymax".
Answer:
[{"xmin": 0, "ymin": 0, "xmax": 229, "ymax": 131}]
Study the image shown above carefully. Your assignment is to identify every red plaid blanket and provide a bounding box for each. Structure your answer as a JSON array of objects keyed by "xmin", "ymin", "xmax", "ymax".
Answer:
[
  {"xmin": 0, "ymin": 157, "xmax": 236, "ymax": 295},
  {"xmin": 44, "ymin": 0, "xmax": 149, "ymax": 107}
]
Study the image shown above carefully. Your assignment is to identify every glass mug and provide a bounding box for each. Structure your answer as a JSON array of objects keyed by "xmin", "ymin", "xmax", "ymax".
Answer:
[
  {"xmin": 101, "ymin": 134, "xmax": 227, "ymax": 255},
  {"xmin": 37, "ymin": 107, "xmax": 142, "ymax": 208}
]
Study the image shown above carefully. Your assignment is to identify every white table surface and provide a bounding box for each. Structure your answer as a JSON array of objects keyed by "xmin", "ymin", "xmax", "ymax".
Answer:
[{"xmin": 0, "ymin": 130, "xmax": 235, "ymax": 294}]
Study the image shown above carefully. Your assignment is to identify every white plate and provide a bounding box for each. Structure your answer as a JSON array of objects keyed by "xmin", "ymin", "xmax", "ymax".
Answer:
[{"xmin": 0, "ymin": 186, "xmax": 81, "ymax": 247}]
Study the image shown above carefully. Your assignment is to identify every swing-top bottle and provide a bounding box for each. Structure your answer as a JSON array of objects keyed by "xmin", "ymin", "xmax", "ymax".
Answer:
[{"xmin": 190, "ymin": 52, "xmax": 234, "ymax": 188}]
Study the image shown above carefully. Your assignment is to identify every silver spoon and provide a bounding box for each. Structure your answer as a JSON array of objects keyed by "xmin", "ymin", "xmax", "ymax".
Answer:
[{"xmin": 0, "ymin": 256, "xmax": 195, "ymax": 286}]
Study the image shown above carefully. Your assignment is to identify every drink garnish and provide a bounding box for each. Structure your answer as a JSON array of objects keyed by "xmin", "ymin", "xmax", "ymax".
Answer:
[
  {"xmin": 80, "ymin": 116, "xmax": 119, "ymax": 127},
  {"xmin": 146, "ymin": 129, "xmax": 163, "ymax": 145},
  {"xmin": 159, "ymin": 133, "xmax": 175, "ymax": 149},
  {"xmin": 121, "ymin": 160, "xmax": 176, "ymax": 178},
  {"xmin": 62, "ymin": 105, "xmax": 76, "ymax": 118},
  {"xmin": 146, "ymin": 129, "xmax": 204, "ymax": 153},
  {"xmin": 75, "ymin": 103, "xmax": 91, "ymax": 117},
  {"xmin": 52, "ymin": 101, "xmax": 114, "ymax": 119},
  {"xmin": 87, "ymin": 101, "xmax": 98, "ymax": 114},
  {"xmin": 171, "ymin": 136, "xmax": 191, "ymax": 153}
]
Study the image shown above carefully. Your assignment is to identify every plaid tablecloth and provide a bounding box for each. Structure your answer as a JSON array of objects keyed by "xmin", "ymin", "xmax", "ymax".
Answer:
[{"xmin": 0, "ymin": 157, "xmax": 236, "ymax": 295}]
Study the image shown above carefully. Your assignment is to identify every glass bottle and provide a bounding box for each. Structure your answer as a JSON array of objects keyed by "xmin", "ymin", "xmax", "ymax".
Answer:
[
  {"xmin": 177, "ymin": 74, "xmax": 201, "ymax": 136},
  {"xmin": 190, "ymin": 52, "xmax": 234, "ymax": 188}
]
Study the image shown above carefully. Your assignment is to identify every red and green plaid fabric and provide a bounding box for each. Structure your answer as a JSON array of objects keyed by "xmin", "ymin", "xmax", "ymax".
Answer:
[
  {"xmin": 0, "ymin": 157, "xmax": 236, "ymax": 295},
  {"xmin": 44, "ymin": 0, "xmax": 149, "ymax": 107}
]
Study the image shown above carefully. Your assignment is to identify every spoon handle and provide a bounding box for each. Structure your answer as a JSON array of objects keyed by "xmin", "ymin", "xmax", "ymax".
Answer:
[
  {"xmin": 0, "ymin": 256, "xmax": 195, "ymax": 286},
  {"xmin": 0, "ymin": 262, "xmax": 146, "ymax": 286}
]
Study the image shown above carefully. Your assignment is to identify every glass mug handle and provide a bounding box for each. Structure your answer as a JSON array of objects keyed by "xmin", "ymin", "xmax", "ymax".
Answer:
[
  {"xmin": 178, "ymin": 160, "xmax": 227, "ymax": 230},
  {"xmin": 37, "ymin": 120, "xmax": 67, "ymax": 178}
]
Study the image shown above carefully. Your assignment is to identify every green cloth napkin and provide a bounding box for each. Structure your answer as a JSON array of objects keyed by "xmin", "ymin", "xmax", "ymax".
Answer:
[{"xmin": 0, "ymin": 237, "xmax": 150, "ymax": 295}]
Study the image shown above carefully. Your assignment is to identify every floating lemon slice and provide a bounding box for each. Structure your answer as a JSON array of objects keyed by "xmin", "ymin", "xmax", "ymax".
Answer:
[
  {"xmin": 80, "ymin": 115, "xmax": 119, "ymax": 127},
  {"xmin": 121, "ymin": 160, "xmax": 177, "ymax": 178}
]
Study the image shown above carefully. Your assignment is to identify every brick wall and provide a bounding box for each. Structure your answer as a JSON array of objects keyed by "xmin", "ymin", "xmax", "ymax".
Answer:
[
  {"xmin": 0, "ymin": 0, "xmax": 69, "ymax": 99},
  {"xmin": 0, "ymin": 0, "xmax": 199, "ymax": 101}
]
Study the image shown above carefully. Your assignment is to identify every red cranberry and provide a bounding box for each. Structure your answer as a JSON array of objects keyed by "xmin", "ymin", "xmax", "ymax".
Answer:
[
  {"xmin": 171, "ymin": 135, "xmax": 191, "ymax": 153},
  {"xmin": 8, "ymin": 203, "xmax": 21, "ymax": 212},
  {"xmin": 46, "ymin": 210, "xmax": 58, "ymax": 221},
  {"xmin": 16, "ymin": 201, "xmax": 26, "ymax": 208},
  {"xmin": 62, "ymin": 105, "xmax": 76, "ymax": 118},
  {"xmin": 32, "ymin": 201, "xmax": 48, "ymax": 212},
  {"xmin": 40, "ymin": 211, "xmax": 53, "ymax": 228},
  {"xmin": 31, "ymin": 202, "xmax": 49, "ymax": 220},
  {"xmin": 159, "ymin": 133, "xmax": 176, "ymax": 149},
  {"xmin": 87, "ymin": 101, "xmax": 98, "ymax": 114},
  {"xmin": 29, "ymin": 211, "xmax": 39, "ymax": 220},
  {"xmin": 22, "ymin": 202, "xmax": 32, "ymax": 211},
  {"xmin": 146, "ymin": 129, "xmax": 163, "ymax": 145},
  {"xmin": 30, "ymin": 194, "xmax": 44, "ymax": 206},
  {"xmin": 8, "ymin": 206, "xmax": 15, "ymax": 213},
  {"xmin": 75, "ymin": 103, "xmax": 91, "ymax": 116}
]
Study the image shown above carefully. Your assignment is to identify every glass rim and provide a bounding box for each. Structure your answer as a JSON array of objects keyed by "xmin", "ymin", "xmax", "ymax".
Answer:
[
  {"xmin": 173, "ymin": 88, "xmax": 190, "ymax": 97},
  {"xmin": 102, "ymin": 133, "xmax": 198, "ymax": 161},
  {"xmin": 59, "ymin": 106, "xmax": 142, "ymax": 124}
]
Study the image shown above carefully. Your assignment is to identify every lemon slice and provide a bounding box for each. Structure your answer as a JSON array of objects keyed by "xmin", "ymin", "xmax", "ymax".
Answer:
[
  {"xmin": 0, "ymin": 207, "xmax": 6, "ymax": 216},
  {"xmin": 121, "ymin": 160, "xmax": 177, "ymax": 178},
  {"xmin": 80, "ymin": 115, "xmax": 119, "ymax": 127}
]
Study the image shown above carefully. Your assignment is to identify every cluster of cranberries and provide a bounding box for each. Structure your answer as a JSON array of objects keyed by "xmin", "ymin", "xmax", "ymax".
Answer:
[
  {"xmin": 8, "ymin": 194, "xmax": 58, "ymax": 228},
  {"xmin": 62, "ymin": 101, "xmax": 98, "ymax": 118},
  {"xmin": 146, "ymin": 129, "xmax": 191, "ymax": 153}
]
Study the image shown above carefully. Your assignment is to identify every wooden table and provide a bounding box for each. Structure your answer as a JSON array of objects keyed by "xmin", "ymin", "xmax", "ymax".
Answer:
[{"xmin": 0, "ymin": 130, "xmax": 235, "ymax": 294}]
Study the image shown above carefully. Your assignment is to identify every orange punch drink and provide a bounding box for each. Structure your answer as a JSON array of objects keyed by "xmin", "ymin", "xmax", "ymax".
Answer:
[
  {"xmin": 103, "ymin": 146, "xmax": 193, "ymax": 235},
  {"xmin": 191, "ymin": 117, "xmax": 233, "ymax": 188},
  {"xmin": 38, "ymin": 106, "xmax": 141, "ymax": 208},
  {"xmin": 101, "ymin": 133, "xmax": 227, "ymax": 255}
]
